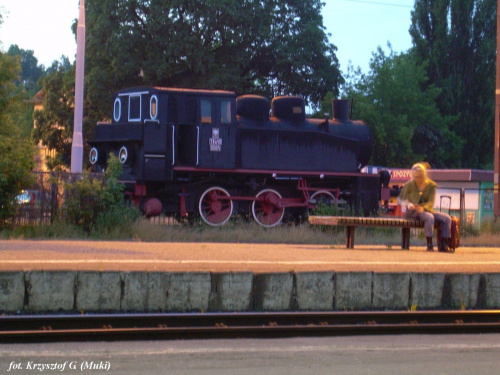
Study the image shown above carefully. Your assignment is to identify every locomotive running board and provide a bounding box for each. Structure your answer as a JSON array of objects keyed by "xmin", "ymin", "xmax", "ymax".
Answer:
[{"xmin": 173, "ymin": 166, "xmax": 376, "ymax": 178}]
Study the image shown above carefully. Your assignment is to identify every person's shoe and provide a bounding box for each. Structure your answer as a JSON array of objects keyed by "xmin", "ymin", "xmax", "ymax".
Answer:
[
  {"xmin": 426, "ymin": 237, "xmax": 434, "ymax": 252},
  {"xmin": 438, "ymin": 238, "xmax": 453, "ymax": 252}
]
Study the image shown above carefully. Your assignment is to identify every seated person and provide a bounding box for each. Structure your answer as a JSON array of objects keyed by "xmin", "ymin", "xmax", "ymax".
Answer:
[{"xmin": 398, "ymin": 162, "xmax": 452, "ymax": 252}]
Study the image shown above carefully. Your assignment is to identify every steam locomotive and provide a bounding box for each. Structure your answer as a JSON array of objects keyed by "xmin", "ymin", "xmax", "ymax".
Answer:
[{"xmin": 88, "ymin": 87, "xmax": 382, "ymax": 227}]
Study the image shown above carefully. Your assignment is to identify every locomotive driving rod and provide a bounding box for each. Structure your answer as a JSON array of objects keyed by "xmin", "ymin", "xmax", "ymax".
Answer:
[{"xmin": 216, "ymin": 179, "xmax": 341, "ymax": 209}]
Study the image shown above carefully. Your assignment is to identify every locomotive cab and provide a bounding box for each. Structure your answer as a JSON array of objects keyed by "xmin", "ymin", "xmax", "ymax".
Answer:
[
  {"xmin": 176, "ymin": 94, "xmax": 237, "ymax": 168},
  {"xmin": 88, "ymin": 87, "xmax": 238, "ymax": 182},
  {"xmin": 89, "ymin": 88, "xmax": 174, "ymax": 181}
]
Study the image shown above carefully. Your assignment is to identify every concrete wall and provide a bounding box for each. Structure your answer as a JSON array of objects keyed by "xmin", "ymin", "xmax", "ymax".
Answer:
[{"xmin": 1, "ymin": 271, "xmax": 499, "ymax": 313}]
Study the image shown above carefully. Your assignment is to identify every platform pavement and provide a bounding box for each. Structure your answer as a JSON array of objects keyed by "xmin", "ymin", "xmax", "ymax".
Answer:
[{"xmin": 1, "ymin": 241, "xmax": 500, "ymax": 313}]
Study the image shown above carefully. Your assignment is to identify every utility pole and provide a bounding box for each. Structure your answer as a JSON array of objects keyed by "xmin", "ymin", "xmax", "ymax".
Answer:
[
  {"xmin": 71, "ymin": 0, "xmax": 85, "ymax": 173},
  {"xmin": 495, "ymin": 0, "xmax": 500, "ymax": 219}
]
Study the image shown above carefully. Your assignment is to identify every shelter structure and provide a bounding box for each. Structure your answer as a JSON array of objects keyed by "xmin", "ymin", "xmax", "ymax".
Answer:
[{"xmin": 364, "ymin": 167, "xmax": 494, "ymax": 228}]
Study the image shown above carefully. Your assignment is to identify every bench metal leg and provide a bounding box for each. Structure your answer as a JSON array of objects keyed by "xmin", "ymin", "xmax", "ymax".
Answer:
[
  {"xmin": 346, "ymin": 226, "xmax": 355, "ymax": 248},
  {"xmin": 401, "ymin": 228, "xmax": 410, "ymax": 250}
]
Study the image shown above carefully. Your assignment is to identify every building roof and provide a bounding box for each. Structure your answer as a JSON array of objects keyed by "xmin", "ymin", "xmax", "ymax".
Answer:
[
  {"xmin": 427, "ymin": 169, "xmax": 493, "ymax": 182},
  {"xmin": 30, "ymin": 90, "xmax": 44, "ymax": 103},
  {"xmin": 364, "ymin": 166, "xmax": 493, "ymax": 183}
]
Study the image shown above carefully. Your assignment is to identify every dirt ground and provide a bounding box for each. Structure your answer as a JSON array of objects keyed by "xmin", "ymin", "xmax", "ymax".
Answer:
[{"xmin": 1, "ymin": 240, "xmax": 500, "ymax": 273}]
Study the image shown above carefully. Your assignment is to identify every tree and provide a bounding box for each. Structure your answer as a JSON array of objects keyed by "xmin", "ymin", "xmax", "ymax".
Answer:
[
  {"xmin": 340, "ymin": 47, "xmax": 462, "ymax": 168},
  {"xmin": 7, "ymin": 45, "xmax": 45, "ymax": 94},
  {"xmin": 410, "ymin": 0, "xmax": 496, "ymax": 168},
  {"xmin": 6, "ymin": 45, "xmax": 47, "ymax": 137},
  {"xmin": 84, "ymin": 0, "xmax": 342, "ymax": 124},
  {"xmin": 252, "ymin": 0, "xmax": 343, "ymax": 104},
  {"xmin": 0, "ymin": 47, "xmax": 34, "ymax": 226},
  {"xmin": 32, "ymin": 59, "xmax": 76, "ymax": 169}
]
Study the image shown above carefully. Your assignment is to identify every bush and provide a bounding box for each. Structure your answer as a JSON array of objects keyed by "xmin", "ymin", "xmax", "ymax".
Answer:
[
  {"xmin": 310, "ymin": 201, "xmax": 359, "ymax": 217},
  {"xmin": 92, "ymin": 204, "xmax": 140, "ymax": 238},
  {"xmin": 63, "ymin": 154, "xmax": 140, "ymax": 234},
  {"xmin": 0, "ymin": 137, "xmax": 34, "ymax": 228}
]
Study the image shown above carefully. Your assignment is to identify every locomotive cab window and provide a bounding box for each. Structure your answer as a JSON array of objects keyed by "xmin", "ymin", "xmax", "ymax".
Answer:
[
  {"xmin": 150, "ymin": 95, "xmax": 158, "ymax": 119},
  {"xmin": 113, "ymin": 98, "xmax": 121, "ymax": 122},
  {"xmin": 128, "ymin": 94, "xmax": 142, "ymax": 122},
  {"xmin": 201, "ymin": 99, "xmax": 212, "ymax": 123},
  {"xmin": 221, "ymin": 100, "xmax": 231, "ymax": 124}
]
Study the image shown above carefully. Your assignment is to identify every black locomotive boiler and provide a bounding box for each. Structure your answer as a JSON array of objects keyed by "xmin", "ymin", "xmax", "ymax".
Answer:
[{"xmin": 88, "ymin": 87, "xmax": 382, "ymax": 227}]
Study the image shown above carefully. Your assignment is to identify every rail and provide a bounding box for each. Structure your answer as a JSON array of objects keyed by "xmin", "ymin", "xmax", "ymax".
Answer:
[{"xmin": 1, "ymin": 311, "xmax": 500, "ymax": 343}]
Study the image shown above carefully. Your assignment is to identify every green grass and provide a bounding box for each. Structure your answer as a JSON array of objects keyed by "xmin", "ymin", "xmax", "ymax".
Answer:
[{"xmin": 2, "ymin": 215, "xmax": 499, "ymax": 247}]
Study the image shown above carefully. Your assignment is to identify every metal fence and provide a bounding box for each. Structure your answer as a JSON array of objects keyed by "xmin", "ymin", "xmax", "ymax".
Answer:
[
  {"xmin": 434, "ymin": 187, "xmax": 498, "ymax": 228},
  {"xmin": 10, "ymin": 173, "xmax": 500, "ymax": 228},
  {"xmin": 12, "ymin": 172, "xmax": 103, "ymax": 227}
]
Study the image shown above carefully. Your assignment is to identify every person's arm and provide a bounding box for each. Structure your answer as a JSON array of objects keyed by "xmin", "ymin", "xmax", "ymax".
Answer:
[
  {"xmin": 398, "ymin": 182, "xmax": 416, "ymax": 210},
  {"xmin": 420, "ymin": 185, "xmax": 436, "ymax": 212},
  {"xmin": 398, "ymin": 183, "xmax": 409, "ymax": 202}
]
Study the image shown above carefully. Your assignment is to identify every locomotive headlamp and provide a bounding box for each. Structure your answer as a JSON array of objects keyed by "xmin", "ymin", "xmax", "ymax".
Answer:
[
  {"xmin": 89, "ymin": 148, "xmax": 99, "ymax": 165},
  {"xmin": 119, "ymin": 146, "xmax": 128, "ymax": 164}
]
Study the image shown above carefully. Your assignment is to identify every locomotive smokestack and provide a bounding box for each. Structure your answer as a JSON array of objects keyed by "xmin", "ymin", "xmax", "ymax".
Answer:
[{"xmin": 333, "ymin": 99, "xmax": 350, "ymax": 122}]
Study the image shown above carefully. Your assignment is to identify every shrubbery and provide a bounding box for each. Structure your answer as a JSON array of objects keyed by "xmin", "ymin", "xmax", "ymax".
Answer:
[
  {"xmin": 0, "ymin": 49, "xmax": 35, "ymax": 228},
  {"xmin": 64, "ymin": 154, "xmax": 140, "ymax": 235}
]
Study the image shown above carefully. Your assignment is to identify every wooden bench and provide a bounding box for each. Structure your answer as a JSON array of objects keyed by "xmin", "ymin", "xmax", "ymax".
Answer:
[{"xmin": 308, "ymin": 215, "xmax": 427, "ymax": 249}]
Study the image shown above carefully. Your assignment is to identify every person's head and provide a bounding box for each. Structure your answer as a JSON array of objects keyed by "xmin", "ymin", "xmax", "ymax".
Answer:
[{"xmin": 411, "ymin": 162, "xmax": 428, "ymax": 184}]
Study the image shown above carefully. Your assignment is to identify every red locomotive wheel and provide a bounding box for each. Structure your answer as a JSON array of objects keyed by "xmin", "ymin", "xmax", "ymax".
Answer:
[
  {"xmin": 310, "ymin": 190, "xmax": 336, "ymax": 206},
  {"xmin": 252, "ymin": 189, "xmax": 285, "ymax": 228},
  {"xmin": 198, "ymin": 187, "xmax": 233, "ymax": 226},
  {"xmin": 310, "ymin": 190, "xmax": 347, "ymax": 212}
]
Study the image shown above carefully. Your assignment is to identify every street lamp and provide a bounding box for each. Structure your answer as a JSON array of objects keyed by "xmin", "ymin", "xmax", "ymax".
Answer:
[{"xmin": 71, "ymin": 0, "xmax": 85, "ymax": 173}]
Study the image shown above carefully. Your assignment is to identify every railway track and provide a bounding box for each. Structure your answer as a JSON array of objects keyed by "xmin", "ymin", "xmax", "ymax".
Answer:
[{"xmin": 2, "ymin": 310, "xmax": 500, "ymax": 342}]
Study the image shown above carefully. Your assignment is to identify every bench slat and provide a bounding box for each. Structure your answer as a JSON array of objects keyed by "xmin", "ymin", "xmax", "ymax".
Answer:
[
  {"xmin": 309, "ymin": 216, "xmax": 424, "ymax": 228},
  {"xmin": 308, "ymin": 215, "xmax": 426, "ymax": 250}
]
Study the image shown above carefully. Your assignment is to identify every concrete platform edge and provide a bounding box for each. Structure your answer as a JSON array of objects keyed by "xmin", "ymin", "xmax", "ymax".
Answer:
[{"xmin": 1, "ymin": 271, "xmax": 499, "ymax": 313}]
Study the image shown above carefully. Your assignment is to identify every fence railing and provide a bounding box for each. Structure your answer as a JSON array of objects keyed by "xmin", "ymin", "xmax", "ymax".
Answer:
[
  {"xmin": 434, "ymin": 187, "xmax": 498, "ymax": 228},
  {"xmin": 10, "ymin": 173, "xmax": 500, "ymax": 228},
  {"xmin": 12, "ymin": 172, "xmax": 103, "ymax": 227}
]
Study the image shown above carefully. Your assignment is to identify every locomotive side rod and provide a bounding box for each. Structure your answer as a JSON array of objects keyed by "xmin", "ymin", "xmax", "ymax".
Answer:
[
  {"xmin": 223, "ymin": 195, "xmax": 307, "ymax": 209},
  {"xmin": 208, "ymin": 179, "xmax": 341, "ymax": 209}
]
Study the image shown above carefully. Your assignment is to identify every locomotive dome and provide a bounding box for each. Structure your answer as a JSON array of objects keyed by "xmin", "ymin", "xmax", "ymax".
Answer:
[
  {"xmin": 271, "ymin": 96, "xmax": 306, "ymax": 124},
  {"xmin": 236, "ymin": 95, "xmax": 270, "ymax": 122}
]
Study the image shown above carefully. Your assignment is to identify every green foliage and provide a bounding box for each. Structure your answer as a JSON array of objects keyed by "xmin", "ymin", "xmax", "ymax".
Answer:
[
  {"xmin": 6, "ymin": 44, "xmax": 47, "ymax": 138},
  {"xmin": 32, "ymin": 60, "xmax": 76, "ymax": 169},
  {"xmin": 310, "ymin": 202, "xmax": 351, "ymax": 217},
  {"xmin": 64, "ymin": 174, "xmax": 104, "ymax": 233},
  {"xmin": 7, "ymin": 45, "xmax": 45, "ymax": 95},
  {"xmin": 410, "ymin": 0, "xmax": 496, "ymax": 168},
  {"xmin": 85, "ymin": 0, "xmax": 342, "ymax": 127},
  {"xmin": 63, "ymin": 154, "xmax": 140, "ymax": 234},
  {"xmin": 0, "ymin": 49, "xmax": 34, "ymax": 227},
  {"xmin": 341, "ymin": 47, "xmax": 462, "ymax": 168},
  {"xmin": 0, "ymin": 137, "xmax": 35, "ymax": 227}
]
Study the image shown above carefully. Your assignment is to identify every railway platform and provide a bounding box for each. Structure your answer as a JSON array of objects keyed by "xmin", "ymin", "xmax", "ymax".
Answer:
[{"xmin": 1, "ymin": 240, "xmax": 500, "ymax": 313}]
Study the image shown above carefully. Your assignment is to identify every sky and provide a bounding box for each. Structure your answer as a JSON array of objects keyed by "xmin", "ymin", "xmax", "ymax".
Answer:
[{"xmin": 0, "ymin": 0, "xmax": 414, "ymax": 74}]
